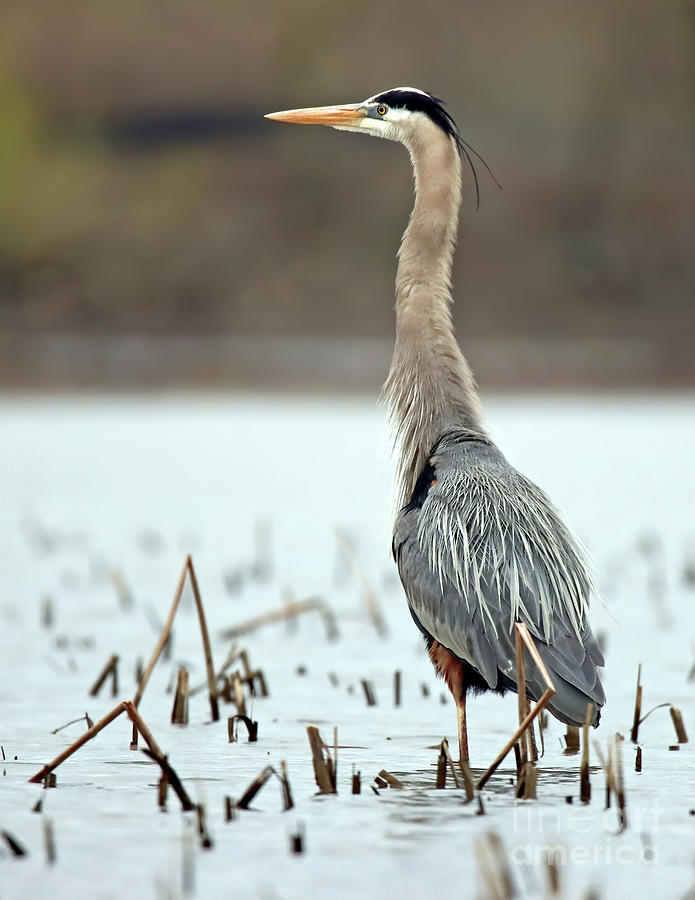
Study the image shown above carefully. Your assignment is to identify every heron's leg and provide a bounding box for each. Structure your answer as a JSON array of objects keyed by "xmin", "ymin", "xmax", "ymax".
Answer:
[
  {"xmin": 428, "ymin": 639, "xmax": 470, "ymax": 764},
  {"xmin": 456, "ymin": 695, "xmax": 469, "ymax": 765}
]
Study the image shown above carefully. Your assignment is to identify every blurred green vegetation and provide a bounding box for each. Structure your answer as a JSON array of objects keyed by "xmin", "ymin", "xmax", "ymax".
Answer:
[{"xmin": 0, "ymin": 0, "xmax": 693, "ymax": 383}]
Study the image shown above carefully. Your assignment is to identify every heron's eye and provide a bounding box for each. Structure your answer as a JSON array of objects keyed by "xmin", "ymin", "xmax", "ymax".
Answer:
[{"xmin": 377, "ymin": 105, "xmax": 387, "ymax": 116}]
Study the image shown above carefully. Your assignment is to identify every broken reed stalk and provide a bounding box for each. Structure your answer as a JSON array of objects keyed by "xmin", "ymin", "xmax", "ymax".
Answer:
[
  {"xmin": 670, "ymin": 706, "xmax": 688, "ymax": 743},
  {"xmin": 236, "ymin": 765, "xmax": 292, "ymax": 811},
  {"xmin": 564, "ymin": 726, "xmax": 580, "ymax": 754},
  {"xmin": 29, "ymin": 701, "xmax": 128, "ymax": 783},
  {"xmin": 139, "ymin": 748, "xmax": 194, "ymax": 812},
  {"xmin": 334, "ymin": 528, "xmax": 388, "ymax": 637},
  {"xmin": 333, "ymin": 726, "xmax": 338, "ymax": 786},
  {"xmin": 439, "ymin": 738, "xmax": 465, "ymax": 792},
  {"xmin": 186, "ymin": 555, "xmax": 220, "ymax": 722},
  {"xmin": 516, "ymin": 762, "xmax": 537, "ymax": 800},
  {"xmin": 352, "ymin": 768, "xmax": 361, "ymax": 794},
  {"xmin": 2, "ymin": 831, "xmax": 27, "ymax": 857},
  {"xmin": 394, "ymin": 670, "xmax": 401, "ymax": 707},
  {"xmin": 545, "ymin": 848, "xmax": 561, "ymax": 897},
  {"xmin": 239, "ymin": 649, "xmax": 269, "ymax": 697},
  {"xmin": 436, "ymin": 743, "xmax": 447, "ymax": 788},
  {"xmin": 196, "ymin": 804, "xmax": 213, "ymax": 849},
  {"xmin": 171, "ymin": 667, "xmax": 189, "ymax": 725},
  {"xmin": 227, "ymin": 714, "xmax": 258, "ymax": 742},
  {"xmin": 474, "ymin": 830, "xmax": 515, "ymax": 900},
  {"xmin": 158, "ymin": 773, "xmax": 168, "ymax": 809},
  {"xmin": 630, "ymin": 663, "xmax": 642, "ymax": 743},
  {"xmin": 580, "ymin": 703, "xmax": 593, "ymax": 803},
  {"xmin": 28, "ymin": 699, "xmax": 195, "ymax": 812},
  {"xmin": 230, "ymin": 671, "xmax": 246, "ymax": 716},
  {"xmin": 306, "ymin": 725, "xmax": 337, "ymax": 794},
  {"xmin": 361, "ymin": 679, "xmax": 377, "ymax": 707},
  {"xmin": 477, "ymin": 623, "xmax": 555, "ymax": 791},
  {"xmin": 594, "ymin": 735, "xmax": 627, "ymax": 832},
  {"xmin": 110, "ymin": 568, "xmax": 134, "ymax": 611},
  {"xmin": 42, "ymin": 819, "xmax": 56, "ymax": 864},
  {"xmin": 220, "ymin": 596, "xmax": 338, "ymax": 642},
  {"xmin": 280, "ymin": 761, "xmax": 294, "ymax": 810},
  {"xmin": 89, "ymin": 654, "xmax": 119, "ymax": 698},
  {"xmin": 377, "ymin": 769, "xmax": 404, "ymax": 789},
  {"xmin": 613, "ymin": 734, "xmax": 627, "ymax": 831}
]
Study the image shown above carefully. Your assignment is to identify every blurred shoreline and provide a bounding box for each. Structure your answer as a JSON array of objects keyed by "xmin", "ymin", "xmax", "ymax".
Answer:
[{"xmin": 2, "ymin": 333, "xmax": 691, "ymax": 393}]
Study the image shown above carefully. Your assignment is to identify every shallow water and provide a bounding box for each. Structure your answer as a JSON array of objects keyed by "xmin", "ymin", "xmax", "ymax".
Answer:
[{"xmin": 1, "ymin": 392, "xmax": 694, "ymax": 899}]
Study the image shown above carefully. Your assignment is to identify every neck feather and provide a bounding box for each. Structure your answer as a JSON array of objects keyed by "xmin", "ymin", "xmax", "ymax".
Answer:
[{"xmin": 382, "ymin": 125, "xmax": 484, "ymax": 511}]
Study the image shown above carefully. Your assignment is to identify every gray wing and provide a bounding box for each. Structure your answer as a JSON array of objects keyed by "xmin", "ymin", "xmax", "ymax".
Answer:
[{"xmin": 393, "ymin": 431, "xmax": 605, "ymax": 726}]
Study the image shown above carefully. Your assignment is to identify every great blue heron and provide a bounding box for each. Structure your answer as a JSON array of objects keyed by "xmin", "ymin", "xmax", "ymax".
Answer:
[{"xmin": 266, "ymin": 88, "xmax": 605, "ymax": 763}]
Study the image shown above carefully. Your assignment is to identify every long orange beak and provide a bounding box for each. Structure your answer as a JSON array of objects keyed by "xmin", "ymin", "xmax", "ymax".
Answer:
[{"xmin": 264, "ymin": 103, "xmax": 366, "ymax": 127}]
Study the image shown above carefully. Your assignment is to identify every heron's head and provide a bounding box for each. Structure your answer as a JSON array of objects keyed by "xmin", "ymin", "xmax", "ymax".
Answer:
[{"xmin": 265, "ymin": 87, "xmax": 461, "ymax": 151}]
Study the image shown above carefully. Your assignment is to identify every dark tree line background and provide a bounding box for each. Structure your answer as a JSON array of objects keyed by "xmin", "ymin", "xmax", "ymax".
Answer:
[{"xmin": 0, "ymin": 1, "xmax": 693, "ymax": 388}]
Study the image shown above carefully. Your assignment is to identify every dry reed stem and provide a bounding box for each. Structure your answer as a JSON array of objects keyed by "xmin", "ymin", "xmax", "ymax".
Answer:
[
  {"xmin": 140, "ymin": 749, "xmax": 194, "ymax": 812},
  {"xmin": 196, "ymin": 804, "xmax": 213, "ymax": 849},
  {"xmin": 361, "ymin": 679, "xmax": 377, "ymax": 706},
  {"xmin": 157, "ymin": 773, "xmax": 168, "ymax": 809},
  {"xmin": 352, "ymin": 769, "xmax": 361, "ymax": 794},
  {"xmin": 171, "ymin": 668, "xmax": 189, "ymax": 725},
  {"xmin": 580, "ymin": 703, "xmax": 593, "ymax": 803},
  {"xmin": 516, "ymin": 762, "xmax": 537, "ymax": 799},
  {"xmin": 334, "ymin": 726, "xmax": 338, "ymax": 786},
  {"xmin": 280, "ymin": 761, "xmax": 294, "ymax": 811},
  {"xmin": 29, "ymin": 701, "xmax": 128, "ymax": 783},
  {"xmin": 89, "ymin": 654, "xmax": 119, "ymax": 698},
  {"xmin": 190, "ymin": 642, "xmax": 242, "ymax": 696},
  {"xmin": 109, "ymin": 568, "xmax": 134, "ymax": 611},
  {"xmin": 436, "ymin": 744, "xmax": 447, "ymax": 789},
  {"xmin": 670, "ymin": 706, "xmax": 688, "ymax": 743},
  {"xmin": 474, "ymin": 830, "xmax": 515, "ymax": 900},
  {"xmin": 545, "ymin": 847, "xmax": 561, "ymax": 896},
  {"xmin": 439, "ymin": 738, "xmax": 463, "ymax": 791},
  {"xmin": 230, "ymin": 671, "xmax": 246, "ymax": 716},
  {"xmin": 133, "ymin": 560, "xmax": 188, "ymax": 709},
  {"xmin": 306, "ymin": 725, "xmax": 336, "ymax": 794},
  {"xmin": 334, "ymin": 528, "xmax": 388, "ymax": 637},
  {"xmin": 236, "ymin": 765, "xmax": 289, "ymax": 810},
  {"xmin": 2, "ymin": 831, "xmax": 27, "ymax": 857},
  {"xmin": 377, "ymin": 769, "xmax": 404, "ymax": 789},
  {"xmin": 527, "ymin": 703, "xmax": 539, "ymax": 763},
  {"xmin": 394, "ymin": 670, "xmax": 401, "ymax": 707},
  {"xmin": 185, "ymin": 556, "xmax": 219, "ymax": 722},
  {"xmin": 564, "ymin": 726, "xmax": 580, "ymax": 755},
  {"xmin": 42, "ymin": 819, "xmax": 56, "ymax": 864},
  {"xmin": 220, "ymin": 596, "xmax": 338, "ymax": 641},
  {"xmin": 228, "ymin": 714, "xmax": 258, "ymax": 742},
  {"xmin": 594, "ymin": 735, "xmax": 627, "ymax": 831},
  {"xmin": 630, "ymin": 664, "xmax": 642, "ymax": 743},
  {"xmin": 51, "ymin": 713, "xmax": 93, "ymax": 734},
  {"xmin": 515, "ymin": 627, "xmax": 529, "ymax": 767},
  {"xmin": 613, "ymin": 732, "xmax": 627, "ymax": 831},
  {"xmin": 477, "ymin": 623, "xmax": 555, "ymax": 791}
]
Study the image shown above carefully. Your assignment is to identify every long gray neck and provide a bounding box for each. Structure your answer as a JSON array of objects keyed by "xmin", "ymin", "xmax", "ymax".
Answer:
[{"xmin": 382, "ymin": 125, "xmax": 484, "ymax": 512}]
